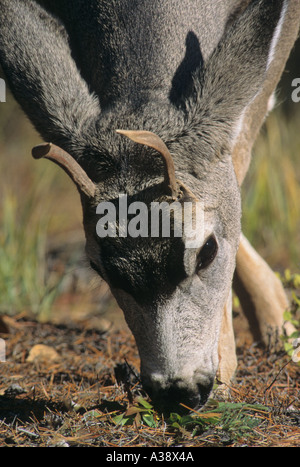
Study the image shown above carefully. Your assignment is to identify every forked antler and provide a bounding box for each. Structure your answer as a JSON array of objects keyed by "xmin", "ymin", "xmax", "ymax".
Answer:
[
  {"xmin": 116, "ymin": 129, "xmax": 178, "ymax": 198},
  {"xmin": 32, "ymin": 143, "xmax": 96, "ymax": 198}
]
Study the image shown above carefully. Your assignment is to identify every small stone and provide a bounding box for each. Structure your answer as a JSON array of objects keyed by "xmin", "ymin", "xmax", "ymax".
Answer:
[
  {"xmin": 27, "ymin": 344, "xmax": 60, "ymax": 363},
  {"xmin": 292, "ymin": 338, "xmax": 300, "ymax": 363},
  {"xmin": 4, "ymin": 383, "xmax": 27, "ymax": 396},
  {"xmin": 292, "ymin": 346, "xmax": 300, "ymax": 363},
  {"xmin": 53, "ymin": 440, "xmax": 70, "ymax": 447}
]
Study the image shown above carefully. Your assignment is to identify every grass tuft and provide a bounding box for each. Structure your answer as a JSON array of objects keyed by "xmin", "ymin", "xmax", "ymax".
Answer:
[
  {"xmin": 0, "ymin": 189, "xmax": 62, "ymax": 319},
  {"xmin": 242, "ymin": 109, "xmax": 300, "ymax": 268}
]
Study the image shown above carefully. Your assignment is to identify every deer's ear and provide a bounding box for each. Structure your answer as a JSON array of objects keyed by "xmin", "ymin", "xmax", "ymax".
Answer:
[
  {"xmin": 0, "ymin": 0, "xmax": 100, "ymax": 154},
  {"xmin": 186, "ymin": 0, "xmax": 292, "ymax": 149}
]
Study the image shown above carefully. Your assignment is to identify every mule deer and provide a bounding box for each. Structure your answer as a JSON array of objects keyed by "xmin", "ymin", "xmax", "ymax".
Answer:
[{"xmin": 0, "ymin": 0, "xmax": 299, "ymax": 412}]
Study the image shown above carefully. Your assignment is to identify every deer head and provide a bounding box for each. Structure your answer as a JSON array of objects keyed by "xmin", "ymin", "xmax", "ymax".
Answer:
[{"xmin": 32, "ymin": 127, "xmax": 241, "ymax": 412}]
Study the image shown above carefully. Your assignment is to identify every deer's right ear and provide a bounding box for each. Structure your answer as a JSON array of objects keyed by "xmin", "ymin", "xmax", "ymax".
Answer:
[
  {"xmin": 187, "ymin": 0, "xmax": 296, "ymax": 150},
  {"xmin": 0, "ymin": 0, "xmax": 100, "ymax": 154}
]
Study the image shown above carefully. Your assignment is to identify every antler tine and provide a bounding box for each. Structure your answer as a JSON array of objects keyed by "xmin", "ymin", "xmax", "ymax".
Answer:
[
  {"xmin": 32, "ymin": 143, "xmax": 96, "ymax": 198},
  {"xmin": 116, "ymin": 129, "xmax": 178, "ymax": 198}
]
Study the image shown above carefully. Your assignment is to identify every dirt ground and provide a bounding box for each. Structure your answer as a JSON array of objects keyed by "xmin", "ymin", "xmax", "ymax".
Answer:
[{"xmin": 0, "ymin": 300, "xmax": 299, "ymax": 448}]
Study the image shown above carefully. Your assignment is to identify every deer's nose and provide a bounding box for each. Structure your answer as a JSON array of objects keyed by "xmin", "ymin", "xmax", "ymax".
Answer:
[{"xmin": 142, "ymin": 377, "xmax": 214, "ymax": 414}]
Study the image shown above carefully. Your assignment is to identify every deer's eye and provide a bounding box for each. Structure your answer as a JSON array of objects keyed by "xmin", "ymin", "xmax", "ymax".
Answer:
[{"xmin": 196, "ymin": 236, "xmax": 218, "ymax": 271}]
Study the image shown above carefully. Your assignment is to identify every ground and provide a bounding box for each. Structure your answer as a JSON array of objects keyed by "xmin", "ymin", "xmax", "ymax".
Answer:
[{"xmin": 0, "ymin": 305, "xmax": 299, "ymax": 447}]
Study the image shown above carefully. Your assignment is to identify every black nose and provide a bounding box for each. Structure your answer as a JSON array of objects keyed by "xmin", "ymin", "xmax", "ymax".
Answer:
[{"xmin": 143, "ymin": 380, "xmax": 213, "ymax": 414}]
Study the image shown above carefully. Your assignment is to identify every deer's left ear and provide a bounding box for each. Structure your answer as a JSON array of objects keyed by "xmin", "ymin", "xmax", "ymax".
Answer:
[
  {"xmin": 230, "ymin": 0, "xmax": 300, "ymax": 185},
  {"xmin": 184, "ymin": 0, "xmax": 299, "ymax": 160},
  {"xmin": 199, "ymin": 0, "xmax": 289, "ymax": 133}
]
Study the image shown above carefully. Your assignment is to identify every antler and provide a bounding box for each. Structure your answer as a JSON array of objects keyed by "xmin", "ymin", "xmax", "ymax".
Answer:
[
  {"xmin": 32, "ymin": 143, "xmax": 96, "ymax": 198},
  {"xmin": 116, "ymin": 130, "xmax": 178, "ymax": 198}
]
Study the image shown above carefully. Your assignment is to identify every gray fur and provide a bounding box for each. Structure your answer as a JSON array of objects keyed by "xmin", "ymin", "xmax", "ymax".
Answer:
[{"xmin": 0, "ymin": 0, "xmax": 294, "ymax": 411}]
